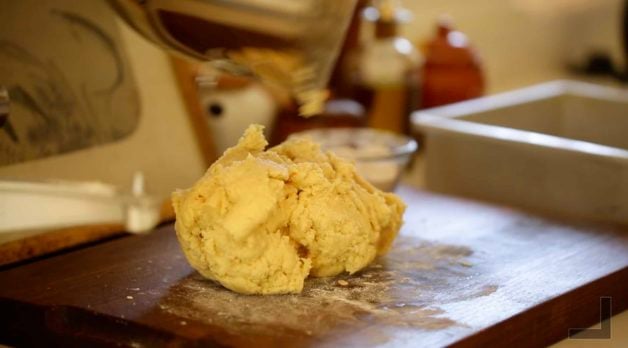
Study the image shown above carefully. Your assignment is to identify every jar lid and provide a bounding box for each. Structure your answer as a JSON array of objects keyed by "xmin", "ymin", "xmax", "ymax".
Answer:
[{"xmin": 424, "ymin": 17, "xmax": 482, "ymax": 68}]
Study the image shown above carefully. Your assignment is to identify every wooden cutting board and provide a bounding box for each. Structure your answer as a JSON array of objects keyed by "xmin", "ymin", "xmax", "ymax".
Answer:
[{"xmin": 1, "ymin": 186, "xmax": 627, "ymax": 347}]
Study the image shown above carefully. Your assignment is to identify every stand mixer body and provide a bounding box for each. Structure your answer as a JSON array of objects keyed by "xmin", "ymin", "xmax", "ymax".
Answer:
[{"xmin": 109, "ymin": 0, "xmax": 358, "ymax": 115}]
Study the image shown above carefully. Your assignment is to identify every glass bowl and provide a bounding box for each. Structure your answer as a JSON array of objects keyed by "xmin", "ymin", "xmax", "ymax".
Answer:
[{"xmin": 291, "ymin": 128, "xmax": 418, "ymax": 191}]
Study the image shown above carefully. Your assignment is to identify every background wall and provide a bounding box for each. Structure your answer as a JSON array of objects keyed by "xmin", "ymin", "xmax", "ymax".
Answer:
[{"xmin": 402, "ymin": 0, "xmax": 625, "ymax": 93}]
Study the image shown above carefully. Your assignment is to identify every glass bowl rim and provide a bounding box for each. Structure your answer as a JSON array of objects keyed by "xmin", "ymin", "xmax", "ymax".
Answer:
[{"xmin": 290, "ymin": 127, "xmax": 418, "ymax": 162}]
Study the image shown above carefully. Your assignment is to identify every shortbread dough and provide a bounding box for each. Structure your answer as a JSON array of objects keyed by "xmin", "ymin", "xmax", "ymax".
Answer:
[{"xmin": 172, "ymin": 125, "xmax": 405, "ymax": 294}]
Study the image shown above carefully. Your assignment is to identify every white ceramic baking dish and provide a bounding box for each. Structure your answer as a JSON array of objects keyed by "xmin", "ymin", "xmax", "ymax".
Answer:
[{"xmin": 412, "ymin": 80, "xmax": 628, "ymax": 225}]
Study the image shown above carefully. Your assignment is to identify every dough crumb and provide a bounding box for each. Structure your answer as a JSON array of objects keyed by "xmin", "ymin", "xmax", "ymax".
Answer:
[
  {"xmin": 337, "ymin": 280, "xmax": 349, "ymax": 286},
  {"xmin": 172, "ymin": 125, "xmax": 406, "ymax": 294}
]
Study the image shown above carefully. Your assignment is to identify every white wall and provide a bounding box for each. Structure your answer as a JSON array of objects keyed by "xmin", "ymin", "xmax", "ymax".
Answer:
[{"xmin": 401, "ymin": 0, "xmax": 625, "ymax": 93}]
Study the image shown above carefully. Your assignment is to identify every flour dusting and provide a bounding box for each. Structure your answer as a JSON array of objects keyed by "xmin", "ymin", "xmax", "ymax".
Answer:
[{"xmin": 159, "ymin": 236, "xmax": 495, "ymax": 341}]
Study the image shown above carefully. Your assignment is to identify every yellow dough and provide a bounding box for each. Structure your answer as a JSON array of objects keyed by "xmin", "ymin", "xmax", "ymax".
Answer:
[{"xmin": 172, "ymin": 125, "xmax": 405, "ymax": 294}]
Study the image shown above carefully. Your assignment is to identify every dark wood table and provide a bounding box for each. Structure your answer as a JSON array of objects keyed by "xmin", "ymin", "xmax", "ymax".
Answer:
[{"xmin": 1, "ymin": 187, "xmax": 627, "ymax": 347}]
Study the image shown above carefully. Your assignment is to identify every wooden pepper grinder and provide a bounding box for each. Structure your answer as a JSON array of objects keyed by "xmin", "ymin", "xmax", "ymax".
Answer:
[{"xmin": 421, "ymin": 17, "xmax": 485, "ymax": 108}]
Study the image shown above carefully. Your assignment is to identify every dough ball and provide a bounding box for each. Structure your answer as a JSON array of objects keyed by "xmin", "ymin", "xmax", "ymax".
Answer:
[{"xmin": 172, "ymin": 125, "xmax": 405, "ymax": 294}]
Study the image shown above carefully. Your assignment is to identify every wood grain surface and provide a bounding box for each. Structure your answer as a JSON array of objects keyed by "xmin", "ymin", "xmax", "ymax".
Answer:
[
  {"xmin": 0, "ymin": 186, "xmax": 627, "ymax": 347},
  {"xmin": 0, "ymin": 200, "xmax": 175, "ymax": 267}
]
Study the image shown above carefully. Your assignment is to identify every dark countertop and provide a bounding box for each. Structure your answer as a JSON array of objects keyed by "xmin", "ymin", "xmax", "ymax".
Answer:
[{"xmin": 1, "ymin": 187, "xmax": 627, "ymax": 347}]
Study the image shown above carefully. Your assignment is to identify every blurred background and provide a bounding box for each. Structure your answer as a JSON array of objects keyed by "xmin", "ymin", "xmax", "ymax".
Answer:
[{"xmin": 0, "ymin": 0, "xmax": 627, "ymax": 264}]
